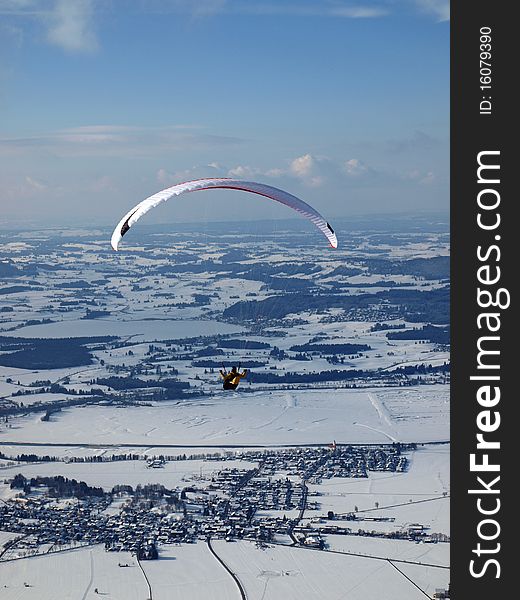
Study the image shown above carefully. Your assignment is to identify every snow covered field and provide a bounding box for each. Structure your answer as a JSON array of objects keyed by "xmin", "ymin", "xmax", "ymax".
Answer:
[
  {"xmin": 141, "ymin": 543, "xmax": 238, "ymax": 600},
  {"xmin": 211, "ymin": 539, "xmax": 449, "ymax": 600},
  {"xmin": 0, "ymin": 537, "xmax": 449, "ymax": 600},
  {"xmin": 0, "ymin": 545, "xmax": 148, "ymax": 599},
  {"xmin": 0, "ymin": 385, "xmax": 448, "ymax": 448},
  {"xmin": 0, "ymin": 458, "xmax": 257, "ymax": 493}
]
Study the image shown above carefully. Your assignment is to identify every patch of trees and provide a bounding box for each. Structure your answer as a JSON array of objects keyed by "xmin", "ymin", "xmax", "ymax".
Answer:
[
  {"xmin": 370, "ymin": 322, "xmax": 405, "ymax": 332},
  {"xmin": 55, "ymin": 280, "xmax": 91, "ymax": 289},
  {"xmin": 328, "ymin": 265, "xmax": 364, "ymax": 277},
  {"xmin": 386, "ymin": 324, "xmax": 450, "ymax": 345},
  {"xmin": 82, "ymin": 309, "xmax": 111, "ymax": 319},
  {"xmin": 219, "ymin": 249, "xmax": 249, "ymax": 262},
  {"xmin": 23, "ymin": 318, "xmax": 53, "ymax": 327},
  {"xmin": 292, "ymin": 353, "xmax": 311, "ymax": 361},
  {"xmin": 10, "ymin": 474, "xmax": 105, "ymax": 498},
  {"xmin": 1, "ymin": 453, "xmax": 55, "ymax": 462},
  {"xmin": 288, "ymin": 343, "xmax": 371, "ymax": 354},
  {"xmin": 192, "ymin": 294, "xmax": 212, "ymax": 305},
  {"xmin": 263, "ymin": 277, "xmax": 315, "ymax": 291},
  {"xmin": 0, "ymin": 285, "xmax": 42, "ymax": 295},
  {"xmin": 217, "ymin": 339, "xmax": 270, "ymax": 350},
  {"xmin": 193, "ymin": 346, "xmax": 225, "ymax": 357},
  {"xmin": 0, "ymin": 334, "xmax": 117, "ymax": 370},
  {"xmin": 270, "ymin": 347, "xmax": 287, "ymax": 360},
  {"xmin": 0, "ymin": 341, "xmax": 93, "ymax": 369},
  {"xmin": 192, "ymin": 359, "xmax": 266, "ymax": 369}
]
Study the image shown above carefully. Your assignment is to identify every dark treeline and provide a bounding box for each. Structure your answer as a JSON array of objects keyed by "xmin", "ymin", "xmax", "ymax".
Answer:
[
  {"xmin": 12, "ymin": 383, "xmax": 103, "ymax": 397},
  {"xmin": 217, "ymin": 339, "xmax": 271, "ymax": 350},
  {"xmin": 223, "ymin": 286, "xmax": 449, "ymax": 324},
  {"xmin": 10, "ymin": 474, "xmax": 104, "ymax": 498},
  {"xmin": 0, "ymin": 451, "xmax": 233, "ymax": 463},
  {"xmin": 262, "ymin": 277, "xmax": 316, "ymax": 291},
  {"xmin": 192, "ymin": 359, "xmax": 266, "ymax": 369},
  {"xmin": 288, "ymin": 343, "xmax": 371, "ymax": 354},
  {"xmin": 55, "ymin": 280, "xmax": 91, "ymax": 289},
  {"xmin": 386, "ymin": 324, "xmax": 450, "ymax": 345},
  {"xmin": 328, "ymin": 265, "xmax": 364, "ymax": 277},
  {"xmin": 82, "ymin": 309, "xmax": 111, "ymax": 319},
  {"xmin": 370, "ymin": 322, "xmax": 406, "ymax": 332},
  {"xmin": 0, "ymin": 285, "xmax": 43, "ymax": 294},
  {"xmin": 0, "ymin": 335, "xmax": 117, "ymax": 369},
  {"xmin": 0, "ymin": 343, "xmax": 93, "ymax": 369},
  {"xmin": 249, "ymin": 362, "xmax": 450, "ymax": 384},
  {"xmin": 192, "ymin": 347, "xmax": 225, "ymax": 357}
]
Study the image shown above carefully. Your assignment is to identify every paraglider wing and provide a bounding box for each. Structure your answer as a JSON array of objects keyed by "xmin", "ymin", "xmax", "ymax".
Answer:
[{"xmin": 111, "ymin": 178, "xmax": 337, "ymax": 250}]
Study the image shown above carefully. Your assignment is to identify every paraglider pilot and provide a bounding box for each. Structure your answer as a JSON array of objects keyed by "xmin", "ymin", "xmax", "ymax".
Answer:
[{"xmin": 220, "ymin": 365, "xmax": 248, "ymax": 390}]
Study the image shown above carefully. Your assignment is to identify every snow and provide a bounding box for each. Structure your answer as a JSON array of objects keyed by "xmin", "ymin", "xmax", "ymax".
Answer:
[
  {"xmin": 210, "ymin": 539, "xmax": 449, "ymax": 599},
  {"xmin": 0, "ymin": 458, "xmax": 257, "ymax": 493},
  {"xmin": 140, "ymin": 543, "xmax": 238, "ymax": 600},
  {"xmin": 0, "ymin": 385, "xmax": 449, "ymax": 447},
  {"xmin": 0, "ymin": 545, "xmax": 148, "ymax": 599}
]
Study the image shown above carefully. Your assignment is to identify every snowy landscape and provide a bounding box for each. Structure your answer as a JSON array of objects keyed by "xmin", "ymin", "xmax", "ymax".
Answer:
[{"xmin": 0, "ymin": 217, "xmax": 450, "ymax": 599}]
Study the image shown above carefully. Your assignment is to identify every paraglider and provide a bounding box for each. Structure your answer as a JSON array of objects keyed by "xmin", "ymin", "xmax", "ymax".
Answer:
[
  {"xmin": 219, "ymin": 365, "xmax": 248, "ymax": 391},
  {"xmin": 111, "ymin": 178, "xmax": 337, "ymax": 250}
]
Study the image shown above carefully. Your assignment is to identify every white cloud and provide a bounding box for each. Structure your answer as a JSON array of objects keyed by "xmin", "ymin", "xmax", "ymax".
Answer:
[
  {"xmin": 420, "ymin": 171, "xmax": 435, "ymax": 184},
  {"xmin": 45, "ymin": 0, "xmax": 97, "ymax": 52},
  {"xmin": 157, "ymin": 162, "xmax": 227, "ymax": 185},
  {"xmin": 405, "ymin": 169, "xmax": 436, "ymax": 184},
  {"xmin": 264, "ymin": 167, "xmax": 284, "ymax": 177},
  {"xmin": 344, "ymin": 158, "xmax": 368, "ymax": 176},
  {"xmin": 0, "ymin": 124, "xmax": 242, "ymax": 157},
  {"xmin": 24, "ymin": 174, "xmax": 46, "ymax": 189},
  {"xmin": 0, "ymin": 0, "xmax": 99, "ymax": 53},
  {"xmin": 411, "ymin": 0, "xmax": 449, "ymax": 22},
  {"xmin": 331, "ymin": 5, "xmax": 388, "ymax": 18},
  {"xmin": 290, "ymin": 153, "xmax": 314, "ymax": 178},
  {"xmin": 227, "ymin": 164, "xmax": 260, "ymax": 178},
  {"xmin": 90, "ymin": 174, "xmax": 115, "ymax": 192}
]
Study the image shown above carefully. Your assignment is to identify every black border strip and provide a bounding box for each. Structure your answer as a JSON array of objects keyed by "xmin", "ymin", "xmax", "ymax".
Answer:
[{"xmin": 451, "ymin": 2, "xmax": 513, "ymax": 596}]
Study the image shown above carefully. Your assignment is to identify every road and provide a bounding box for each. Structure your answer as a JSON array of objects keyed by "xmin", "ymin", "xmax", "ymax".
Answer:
[{"xmin": 207, "ymin": 538, "xmax": 247, "ymax": 600}]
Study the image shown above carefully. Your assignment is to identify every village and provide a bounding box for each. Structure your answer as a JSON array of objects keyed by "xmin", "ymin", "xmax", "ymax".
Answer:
[{"xmin": 0, "ymin": 442, "xmax": 451, "ymax": 564}]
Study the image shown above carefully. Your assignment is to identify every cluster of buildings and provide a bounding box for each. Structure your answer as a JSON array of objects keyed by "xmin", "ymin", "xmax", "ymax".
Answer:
[{"xmin": 1, "ymin": 444, "xmax": 419, "ymax": 560}]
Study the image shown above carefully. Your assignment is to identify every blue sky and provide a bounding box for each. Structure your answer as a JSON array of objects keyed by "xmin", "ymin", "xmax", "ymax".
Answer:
[{"xmin": 0, "ymin": 0, "xmax": 449, "ymax": 226}]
